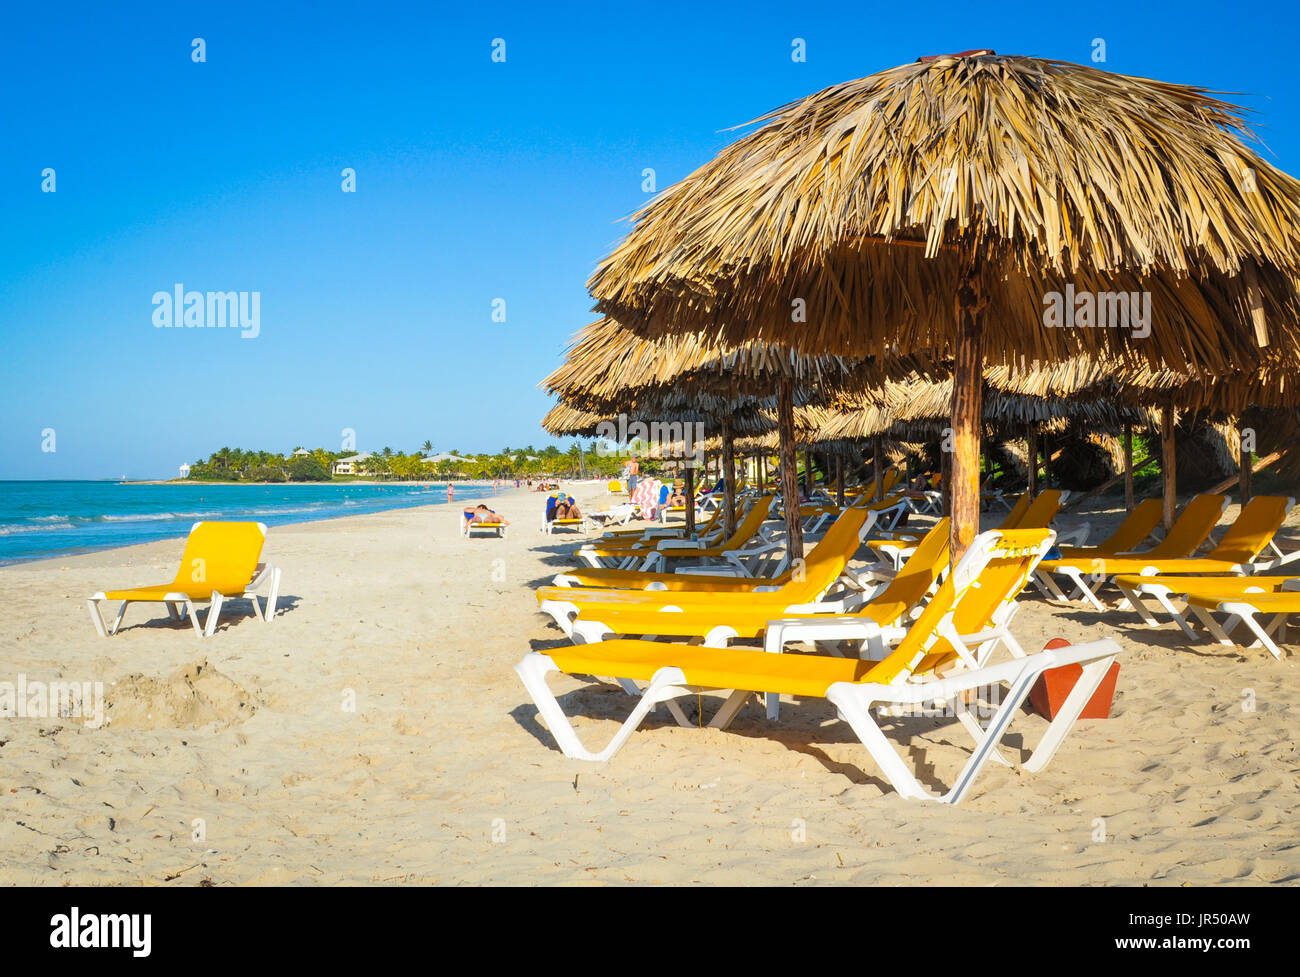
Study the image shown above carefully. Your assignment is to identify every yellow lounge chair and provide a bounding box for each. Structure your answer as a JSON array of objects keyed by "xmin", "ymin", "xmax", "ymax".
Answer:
[
  {"xmin": 538, "ymin": 505, "xmax": 872, "ymax": 638},
  {"xmin": 462, "ymin": 510, "xmax": 507, "ymax": 538},
  {"xmin": 1031, "ymin": 498, "xmax": 1164, "ymax": 601},
  {"xmin": 1036, "ymin": 493, "xmax": 1228, "ymax": 610},
  {"xmin": 1108, "ymin": 573, "xmax": 1299, "ymax": 649},
  {"xmin": 1109, "ymin": 495, "xmax": 1297, "ymax": 629},
  {"xmin": 542, "ymin": 493, "xmax": 587, "ymax": 535},
  {"xmin": 549, "ymin": 498, "xmax": 897, "ymax": 594},
  {"xmin": 873, "ymin": 490, "xmax": 1032, "ymax": 549},
  {"xmin": 800, "ymin": 491, "xmax": 909, "ymax": 536},
  {"xmin": 866, "ymin": 490, "xmax": 1059, "ymax": 570},
  {"xmin": 576, "ymin": 496, "xmax": 774, "ymax": 570},
  {"xmin": 1104, "ymin": 494, "xmax": 1293, "ymax": 605},
  {"xmin": 1055, "ymin": 497, "xmax": 1164, "ymax": 559},
  {"xmin": 581, "ymin": 497, "xmax": 738, "ymax": 552},
  {"xmin": 87, "ymin": 521, "xmax": 280, "ymax": 638},
  {"xmin": 568, "ymin": 518, "xmax": 952, "ymax": 653},
  {"xmin": 592, "ymin": 498, "xmax": 728, "ymax": 545},
  {"xmin": 516, "ymin": 527, "xmax": 1119, "ymax": 803},
  {"xmin": 1184, "ymin": 581, "xmax": 1300, "ymax": 660}
]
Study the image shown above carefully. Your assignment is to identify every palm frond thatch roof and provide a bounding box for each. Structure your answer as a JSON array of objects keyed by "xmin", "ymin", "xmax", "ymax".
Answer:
[
  {"xmin": 814, "ymin": 371, "xmax": 1154, "ymax": 442},
  {"xmin": 590, "ymin": 54, "xmax": 1300, "ymax": 372},
  {"xmin": 539, "ymin": 318, "xmax": 935, "ymax": 414}
]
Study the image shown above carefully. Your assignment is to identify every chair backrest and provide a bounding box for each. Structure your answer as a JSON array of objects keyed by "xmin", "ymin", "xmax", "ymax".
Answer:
[
  {"xmin": 872, "ymin": 518, "xmax": 951, "ymax": 609},
  {"xmin": 715, "ymin": 495, "xmax": 773, "ymax": 550},
  {"xmin": 1095, "ymin": 497, "xmax": 1163, "ymax": 553},
  {"xmin": 545, "ymin": 496, "xmax": 558, "ymax": 522},
  {"xmin": 1016, "ymin": 490, "xmax": 1063, "ymax": 529},
  {"xmin": 779, "ymin": 506, "xmax": 874, "ymax": 600},
  {"xmin": 999, "ymin": 493, "xmax": 1031, "ymax": 529},
  {"xmin": 882, "ymin": 468, "xmax": 901, "ymax": 494},
  {"xmin": 864, "ymin": 528, "xmax": 1053, "ymax": 684},
  {"xmin": 693, "ymin": 501, "xmax": 724, "ymax": 535},
  {"xmin": 171, "ymin": 521, "xmax": 267, "ymax": 594},
  {"xmin": 1143, "ymin": 493, "xmax": 1228, "ymax": 559},
  {"xmin": 1206, "ymin": 496, "xmax": 1293, "ymax": 563}
]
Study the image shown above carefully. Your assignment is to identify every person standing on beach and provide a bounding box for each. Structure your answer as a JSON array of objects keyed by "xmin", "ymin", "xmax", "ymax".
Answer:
[
  {"xmin": 625, "ymin": 456, "xmax": 640, "ymax": 498},
  {"xmin": 446, "ymin": 484, "xmax": 454, "ymax": 503}
]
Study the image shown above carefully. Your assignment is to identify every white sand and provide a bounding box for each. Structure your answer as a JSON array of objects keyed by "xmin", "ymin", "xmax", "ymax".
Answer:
[{"xmin": 1, "ymin": 485, "xmax": 1298, "ymax": 885}]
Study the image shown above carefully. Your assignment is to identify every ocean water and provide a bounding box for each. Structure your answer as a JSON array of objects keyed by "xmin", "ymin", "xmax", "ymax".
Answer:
[{"xmin": 0, "ymin": 481, "xmax": 503, "ymax": 565}]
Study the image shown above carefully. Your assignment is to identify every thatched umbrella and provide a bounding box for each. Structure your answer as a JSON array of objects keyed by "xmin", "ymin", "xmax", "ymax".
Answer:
[
  {"xmin": 588, "ymin": 52, "xmax": 1300, "ymax": 560},
  {"xmin": 540, "ymin": 317, "xmax": 929, "ymax": 552}
]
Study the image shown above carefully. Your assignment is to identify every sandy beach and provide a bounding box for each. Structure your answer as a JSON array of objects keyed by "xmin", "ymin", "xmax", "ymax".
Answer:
[{"xmin": 1, "ymin": 483, "xmax": 1298, "ymax": 885}]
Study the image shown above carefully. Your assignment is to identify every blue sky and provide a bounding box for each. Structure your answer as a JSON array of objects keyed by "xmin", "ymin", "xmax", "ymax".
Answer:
[{"xmin": 2, "ymin": 0, "xmax": 1297, "ymax": 478}]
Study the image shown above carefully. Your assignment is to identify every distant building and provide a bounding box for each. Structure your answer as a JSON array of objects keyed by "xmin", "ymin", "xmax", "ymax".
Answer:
[
  {"xmin": 178, "ymin": 464, "xmax": 191, "ymax": 479},
  {"xmin": 422, "ymin": 452, "xmax": 472, "ymax": 464},
  {"xmin": 332, "ymin": 452, "xmax": 373, "ymax": 476},
  {"xmin": 290, "ymin": 448, "xmax": 310, "ymax": 457}
]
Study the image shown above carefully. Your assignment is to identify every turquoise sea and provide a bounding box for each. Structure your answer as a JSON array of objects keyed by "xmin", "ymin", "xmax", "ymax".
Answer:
[{"xmin": 0, "ymin": 481, "xmax": 502, "ymax": 565}]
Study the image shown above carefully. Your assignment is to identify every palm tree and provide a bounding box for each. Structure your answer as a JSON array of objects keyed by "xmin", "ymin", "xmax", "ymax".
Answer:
[{"xmin": 421, "ymin": 440, "xmax": 434, "ymax": 455}]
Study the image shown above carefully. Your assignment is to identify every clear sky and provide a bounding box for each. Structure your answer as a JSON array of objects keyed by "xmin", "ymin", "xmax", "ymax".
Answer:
[{"xmin": 2, "ymin": 0, "xmax": 1297, "ymax": 478}]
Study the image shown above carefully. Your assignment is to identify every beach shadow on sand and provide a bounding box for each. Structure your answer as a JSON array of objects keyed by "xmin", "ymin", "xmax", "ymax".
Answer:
[
  {"xmin": 110, "ymin": 595, "xmax": 303, "ymax": 636},
  {"xmin": 507, "ymin": 671, "xmax": 1045, "ymax": 797},
  {"xmin": 1036, "ymin": 600, "xmax": 1265, "ymax": 660}
]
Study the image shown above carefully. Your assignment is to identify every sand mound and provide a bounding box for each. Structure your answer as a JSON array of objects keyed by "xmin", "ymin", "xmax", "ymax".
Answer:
[{"xmin": 105, "ymin": 660, "xmax": 259, "ymax": 730}]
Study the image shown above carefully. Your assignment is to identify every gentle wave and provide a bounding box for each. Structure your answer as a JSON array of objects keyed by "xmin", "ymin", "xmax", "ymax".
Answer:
[{"xmin": 0, "ymin": 521, "xmax": 77, "ymax": 535}]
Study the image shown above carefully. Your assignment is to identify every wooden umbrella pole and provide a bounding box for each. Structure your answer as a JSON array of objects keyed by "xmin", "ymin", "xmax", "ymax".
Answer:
[
  {"xmin": 803, "ymin": 450, "xmax": 814, "ymax": 497},
  {"xmin": 721, "ymin": 412, "xmax": 736, "ymax": 538},
  {"xmin": 940, "ymin": 439, "xmax": 952, "ymax": 514},
  {"xmin": 950, "ymin": 253, "xmax": 985, "ymax": 563},
  {"xmin": 683, "ymin": 463, "xmax": 696, "ymax": 535},
  {"xmin": 1027, "ymin": 425, "xmax": 1039, "ymax": 498},
  {"xmin": 1123, "ymin": 422, "xmax": 1134, "ymax": 512},
  {"xmin": 757, "ymin": 453, "xmax": 764, "ymax": 494},
  {"xmin": 1160, "ymin": 406, "xmax": 1176, "ymax": 530},
  {"xmin": 777, "ymin": 380, "xmax": 805, "ymax": 563},
  {"xmin": 1239, "ymin": 430, "xmax": 1253, "ymax": 507},
  {"xmin": 873, "ymin": 435, "xmax": 884, "ymax": 500},
  {"xmin": 836, "ymin": 454, "xmax": 845, "ymax": 507}
]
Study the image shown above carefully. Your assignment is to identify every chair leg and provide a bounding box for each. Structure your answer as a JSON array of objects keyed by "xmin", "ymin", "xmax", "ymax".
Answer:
[
  {"xmin": 87, "ymin": 599, "xmax": 108, "ymax": 637},
  {"xmin": 110, "ymin": 601, "xmax": 129, "ymax": 636},
  {"xmin": 826, "ymin": 688, "xmax": 934, "ymax": 801},
  {"xmin": 514, "ymin": 655, "xmax": 685, "ymax": 762},
  {"xmin": 1151, "ymin": 591, "xmax": 1198, "ymax": 638},
  {"xmin": 185, "ymin": 601, "xmax": 204, "ymax": 637},
  {"xmin": 265, "ymin": 567, "xmax": 281, "ymax": 622},
  {"xmin": 1022, "ymin": 656, "xmax": 1116, "ymax": 773},
  {"xmin": 939, "ymin": 668, "xmax": 1049, "ymax": 804},
  {"xmin": 708, "ymin": 689, "xmax": 752, "ymax": 729},
  {"xmin": 202, "ymin": 592, "xmax": 223, "ymax": 637},
  {"xmin": 1074, "ymin": 573, "xmax": 1110, "ymax": 612},
  {"xmin": 1233, "ymin": 610, "xmax": 1286, "ymax": 661},
  {"xmin": 1115, "ymin": 582, "xmax": 1160, "ymax": 624}
]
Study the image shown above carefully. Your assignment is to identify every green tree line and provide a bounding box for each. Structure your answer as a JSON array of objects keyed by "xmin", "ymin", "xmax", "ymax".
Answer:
[{"xmin": 183, "ymin": 442, "xmax": 639, "ymax": 482}]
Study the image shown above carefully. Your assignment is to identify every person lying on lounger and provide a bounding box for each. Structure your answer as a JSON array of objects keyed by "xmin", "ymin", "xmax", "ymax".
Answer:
[
  {"xmin": 468, "ymin": 504, "xmax": 510, "ymax": 526},
  {"xmin": 667, "ymin": 480, "xmax": 688, "ymax": 507},
  {"xmin": 554, "ymin": 496, "xmax": 581, "ymax": 519}
]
